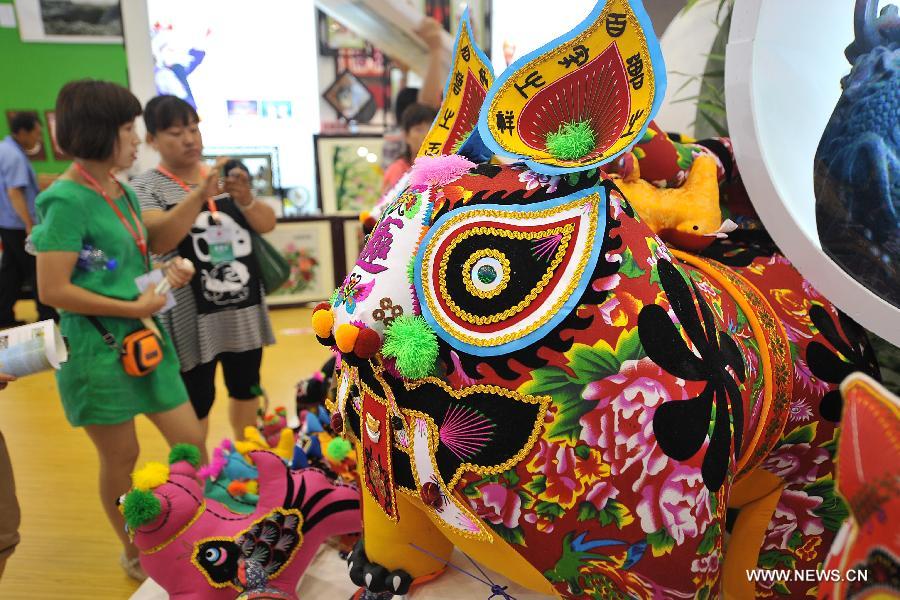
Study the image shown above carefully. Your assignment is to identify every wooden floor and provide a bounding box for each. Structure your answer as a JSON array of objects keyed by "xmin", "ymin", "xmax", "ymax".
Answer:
[{"xmin": 0, "ymin": 302, "xmax": 331, "ymax": 599}]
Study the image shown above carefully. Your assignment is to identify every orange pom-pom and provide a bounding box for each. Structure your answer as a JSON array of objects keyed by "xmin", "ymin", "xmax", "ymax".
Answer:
[
  {"xmin": 359, "ymin": 211, "xmax": 371, "ymax": 224},
  {"xmin": 227, "ymin": 481, "xmax": 249, "ymax": 496},
  {"xmin": 312, "ymin": 308, "xmax": 335, "ymax": 339},
  {"xmin": 354, "ymin": 327, "xmax": 381, "ymax": 358},
  {"xmin": 334, "ymin": 324, "xmax": 360, "ymax": 353}
]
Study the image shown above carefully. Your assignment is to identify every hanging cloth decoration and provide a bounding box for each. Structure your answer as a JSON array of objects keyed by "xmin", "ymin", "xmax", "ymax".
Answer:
[{"xmin": 477, "ymin": 0, "xmax": 666, "ymax": 174}]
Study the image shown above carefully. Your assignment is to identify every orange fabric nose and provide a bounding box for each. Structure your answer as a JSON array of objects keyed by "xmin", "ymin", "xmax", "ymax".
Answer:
[{"xmin": 334, "ymin": 324, "xmax": 360, "ymax": 353}]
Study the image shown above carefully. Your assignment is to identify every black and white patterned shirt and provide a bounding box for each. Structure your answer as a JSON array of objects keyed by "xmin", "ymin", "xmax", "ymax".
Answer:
[{"xmin": 132, "ymin": 169, "xmax": 275, "ymax": 372}]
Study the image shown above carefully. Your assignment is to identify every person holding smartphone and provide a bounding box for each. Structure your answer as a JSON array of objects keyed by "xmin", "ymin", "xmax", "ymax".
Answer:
[
  {"xmin": 31, "ymin": 80, "xmax": 205, "ymax": 580},
  {"xmin": 132, "ymin": 95, "xmax": 276, "ymax": 444}
]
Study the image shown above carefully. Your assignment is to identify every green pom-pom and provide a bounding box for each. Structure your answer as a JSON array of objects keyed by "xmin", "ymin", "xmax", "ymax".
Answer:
[
  {"xmin": 382, "ymin": 315, "xmax": 438, "ymax": 379},
  {"xmin": 169, "ymin": 444, "xmax": 201, "ymax": 468},
  {"xmin": 326, "ymin": 437, "xmax": 353, "ymax": 462},
  {"xmin": 123, "ymin": 489, "xmax": 162, "ymax": 530},
  {"xmin": 545, "ymin": 120, "xmax": 596, "ymax": 160}
]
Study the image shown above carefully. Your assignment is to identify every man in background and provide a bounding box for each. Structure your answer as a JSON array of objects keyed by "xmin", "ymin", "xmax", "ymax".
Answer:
[{"xmin": 0, "ymin": 113, "xmax": 56, "ymax": 327}]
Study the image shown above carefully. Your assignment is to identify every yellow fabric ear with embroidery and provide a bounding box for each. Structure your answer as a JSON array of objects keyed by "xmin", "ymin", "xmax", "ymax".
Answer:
[
  {"xmin": 477, "ymin": 0, "xmax": 666, "ymax": 174},
  {"xmin": 416, "ymin": 8, "xmax": 494, "ymax": 162}
]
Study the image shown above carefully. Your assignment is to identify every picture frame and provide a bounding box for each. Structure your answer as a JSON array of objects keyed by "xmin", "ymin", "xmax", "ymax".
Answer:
[
  {"xmin": 14, "ymin": 0, "xmax": 123, "ymax": 44},
  {"xmin": 314, "ymin": 134, "xmax": 385, "ymax": 215},
  {"xmin": 201, "ymin": 147, "xmax": 280, "ymax": 198},
  {"xmin": 322, "ymin": 70, "xmax": 376, "ymax": 122},
  {"xmin": 262, "ymin": 219, "xmax": 335, "ymax": 306},
  {"xmin": 317, "ymin": 10, "xmax": 365, "ymax": 56},
  {"xmin": 43, "ymin": 110, "xmax": 67, "ymax": 160},
  {"xmin": 5, "ymin": 110, "xmax": 46, "ymax": 161},
  {"xmin": 342, "ymin": 217, "xmax": 365, "ymax": 277}
]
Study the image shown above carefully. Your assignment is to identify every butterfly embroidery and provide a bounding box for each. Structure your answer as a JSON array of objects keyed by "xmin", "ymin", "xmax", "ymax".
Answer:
[{"xmin": 333, "ymin": 273, "xmax": 374, "ymax": 314}]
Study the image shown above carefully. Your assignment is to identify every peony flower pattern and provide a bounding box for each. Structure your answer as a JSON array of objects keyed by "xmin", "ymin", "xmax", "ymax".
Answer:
[{"xmin": 637, "ymin": 258, "xmax": 747, "ymax": 492}]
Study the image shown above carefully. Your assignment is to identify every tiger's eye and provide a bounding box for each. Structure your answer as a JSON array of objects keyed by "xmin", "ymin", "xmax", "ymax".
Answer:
[{"xmin": 477, "ymin": 264, "xmax": 497, "ymax": 284}]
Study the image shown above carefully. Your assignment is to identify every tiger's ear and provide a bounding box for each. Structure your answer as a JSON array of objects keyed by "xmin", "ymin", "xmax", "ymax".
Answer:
[
  {"xmin": 477, "ymin": 0, "xmax": 666, "ymax": 174},
  {"xmin": 416, "ymin": 8, "xmax": 495, "ymax": 163}
]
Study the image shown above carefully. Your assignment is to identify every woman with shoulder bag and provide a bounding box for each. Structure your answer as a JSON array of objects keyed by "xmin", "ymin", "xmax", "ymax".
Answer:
[
  {"xmin": 31, "ymin": 80, "xmax": 205, "ymax": 581},
  {"xmin": 131, "ymin": 95, "xmax": 277, "ymax": 443}
]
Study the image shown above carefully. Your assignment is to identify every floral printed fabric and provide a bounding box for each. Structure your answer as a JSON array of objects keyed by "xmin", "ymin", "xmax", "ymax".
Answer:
[{"xmin": 346, "ymin": 158, "xmax": 875, "ymax": 598}]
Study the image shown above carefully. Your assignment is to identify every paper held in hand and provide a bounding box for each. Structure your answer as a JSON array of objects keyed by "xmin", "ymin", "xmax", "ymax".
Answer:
[{"xmin": 0, "ymin": 320, "xmax": 68, "ymax": 378}]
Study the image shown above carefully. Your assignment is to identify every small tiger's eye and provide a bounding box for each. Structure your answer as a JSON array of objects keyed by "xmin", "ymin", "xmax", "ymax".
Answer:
[{"xmin": 477, "ymin": 264, "xmax": 497, "ymax": 284}]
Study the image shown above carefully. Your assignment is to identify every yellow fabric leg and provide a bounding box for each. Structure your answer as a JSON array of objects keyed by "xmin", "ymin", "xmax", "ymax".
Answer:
[
  {"xmin": 362, "ymin": 491, "xmax": 453, "ymax": 578},
  {"xmin": 728, "ymin": 468, "xmax": 784, "ymax": 509},
  {"xmin": 439, "ymin": 523, "xmax": 560, "ymax": 596},
  {"xmin": 363, "ymin": 488, "xmax": 557, "ymax": 595},
  {"xmin": 722, "ymin": 480, "xmax": 785, "ymax": 599}
]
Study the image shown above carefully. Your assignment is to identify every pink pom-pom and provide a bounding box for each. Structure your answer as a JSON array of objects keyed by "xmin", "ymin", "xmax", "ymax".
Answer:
[
  {"xmin": 409, "ymin": 155, "xmax": 475, "ymax": 189},
  {"xmin": 198, "ymin": 454, "xmax": 226, "ymax": 480},
  {"xmin": 312, "ymin": 371, "xmax": 325, "ymax": 382}
]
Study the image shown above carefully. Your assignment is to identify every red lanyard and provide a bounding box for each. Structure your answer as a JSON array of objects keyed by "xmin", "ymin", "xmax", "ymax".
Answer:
[
  {"xmin": 74, "ymin": 163, "xmax": 148, "ymax": 260},
  {"xmin": 156, "ymin": 164, "xmax": 219, "ymax": 217}
]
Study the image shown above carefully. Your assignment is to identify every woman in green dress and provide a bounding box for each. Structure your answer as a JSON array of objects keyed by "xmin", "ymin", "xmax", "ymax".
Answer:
[{"xmin": 31, "ymin": 80, "xmax": 216, "ymax": 581}]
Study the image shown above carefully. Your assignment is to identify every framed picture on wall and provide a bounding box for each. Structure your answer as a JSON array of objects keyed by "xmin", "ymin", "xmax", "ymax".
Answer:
[
  {"xmin": 43, "ymin": 110, "xmax": 67, "ymax": 160},
  {"xmin": 322, "ymin": 71, "xmax": 376, "ymax": 122},
  {"xmin": 14, "ymin": 0, "xmax": 123, "ymax": 44},
  {"xmin": 315, "ymin": 134, "xmax": 385, "ymax": 215},
  {"xmin": 342, "ymin": 217, "xmax": 365, "ymax": 277},
  {"xmin": 262, "ymin": 219, "xmax": 335, "ymax": 306},
  {"xmin": 317, "ymin": 10, "xmax": 366, "ymax": 56},
  {"xmin": 5, "ymin": 110, "xmax": 46, "ymax": 161}
]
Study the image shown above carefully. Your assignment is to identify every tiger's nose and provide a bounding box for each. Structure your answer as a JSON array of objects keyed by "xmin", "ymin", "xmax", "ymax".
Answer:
[{"xmin": 312, "ymin": 303, "xmax": 381, "ymax": 359}]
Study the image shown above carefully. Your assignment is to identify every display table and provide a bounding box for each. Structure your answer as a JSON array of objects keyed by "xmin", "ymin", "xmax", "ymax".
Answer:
[{"xmin": 130, "ymin": 544, "xmax": 553, "ymax": 599}]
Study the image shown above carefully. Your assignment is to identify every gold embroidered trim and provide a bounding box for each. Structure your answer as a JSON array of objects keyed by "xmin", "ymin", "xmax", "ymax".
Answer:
[
  {"xmin": 422, "ymin": 195, "xmax": 601, "ymax": 346},
  {"xmin": 188, "ymin": 507, "xmax": 305, "ymax": 591},
  {"xmin": 403, "ymin": 377, "xmax": 552, "ymax": 491},
  {"xmin": 404, "ymin": 409, "xmax": 493, "ymax": 541},
  {"xmin": 462, "ymin": 248, "xmax": 512, "ymax": 299},
  {"xmin": 671, "ymin": 249, "xmax": 792, "ymax": 478},
  {"xmin": 356, "ymin": 364, "xmax": 401, "ymax": 523},
  {"xmin": 443, "ymin": 225, "xmax": 572, "ymax": 322}
]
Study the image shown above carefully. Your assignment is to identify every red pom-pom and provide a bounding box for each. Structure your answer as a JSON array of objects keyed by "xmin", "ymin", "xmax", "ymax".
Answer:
[
  {"xmin": 354, "ymin": 328, "xmax": 382, "ymax": 359},
  {"xmin": 420, "ymin": 481, "xmax": 443, "ymax": 509},
  {"xmin": 331, "ymin": 412, "xmax": 344, "ymax": 434},
  {"xmin": 313, "ymin": 302, "xmax": 331, "ymax": 314}
]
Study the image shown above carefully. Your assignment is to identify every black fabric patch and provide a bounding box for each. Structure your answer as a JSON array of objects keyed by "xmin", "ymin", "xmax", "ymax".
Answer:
[
  {"xmin": 639, "ymin": 258, "xmax": 746, "ymax": 492},
  {"xmin": 806, "ymin": 305, "xmax": 881, "ymax": 422},
  {"xmin": 392, "ymin": 448, "xmax": 416, "ymax": 490},
  {"xmin": 443, "ymin": 231, "xmax": 558, "ymax": 319},
  {"xmin": 396, "ymin": 380, "xmax": 542, "ymax": 485}
]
